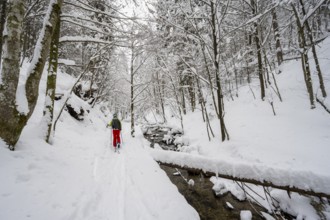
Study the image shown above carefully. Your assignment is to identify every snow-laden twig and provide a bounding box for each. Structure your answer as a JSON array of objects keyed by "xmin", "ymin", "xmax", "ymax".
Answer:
[{"xmin": 301, "ymin": 0, "xmax": 328, "ymax": 25}]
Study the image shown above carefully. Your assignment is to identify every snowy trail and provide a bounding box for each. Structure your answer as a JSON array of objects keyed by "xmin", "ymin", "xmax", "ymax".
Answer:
[
  {"xmin": 62, "ymin": 121, "xmax": 199, "ymax": 220},
  {"xmin": 0, "ymin": 112, "xmax": 199, "ymax": 220},
  {"xmin": 83, "ymin": 123, "xmax": 200, "ymax": 220}
]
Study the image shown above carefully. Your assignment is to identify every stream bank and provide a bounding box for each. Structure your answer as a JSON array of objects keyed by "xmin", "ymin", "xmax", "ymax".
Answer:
[{"xmin": 143, "ymin": 125, "xmax": 286, "ymax": 220}]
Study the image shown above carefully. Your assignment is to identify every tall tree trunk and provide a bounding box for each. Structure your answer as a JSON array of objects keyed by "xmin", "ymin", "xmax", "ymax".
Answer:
[
  {"xmin": 0, "ymin": 0, "xmax": 64, "ymax": 149},
  {"xmin": 130, "ymin": 44, "xmax": 135, "ymax": 137},
  {"xmin": 43, "ymin": 8, "xmax": 61, "ymax": 144},
  {"xmin": 170, "ymin": 74, "xmax": 184, "ymax": 134},
  {"xmin": 179, "ymin": 74, "xmax": 186, "ymax": 115},
  {"xmin": 0, "ymin": 0, "xmax": 7, "ymax": 70},
  {"xmin": 0, "ymin": 0, "xmax": 25, "ymax": 150},
  {"xmin": 292, "ymin": 4, "xmax": 315, "ymax": 108},
  {"xmin": 156, "ymin": 70, "xmax": 166, "ymax": 123},
  {"xmin": 211, "ymin": 1, "xmax": 229, "ymax": 141},
  {"xmin": 187, "ymin": 74, "xmax": 195, "ymax": 112},
  {"xmin": 201, "ymin": 43, "xmax": 219, "ymax": 117},
  {"xmin": 251, "ymin": 0, "xmax": 265, "ymax": 100},
  {"xmin": 195, "ymin": 75, "xmax": 214, "ymax": 141},
  {"xmin": 299, "ymin": 0, "xmax": 327, "ymax": 98},
  {"xmin": 272, "ymin": 9, "xmax": 284, "ymax": 66}
]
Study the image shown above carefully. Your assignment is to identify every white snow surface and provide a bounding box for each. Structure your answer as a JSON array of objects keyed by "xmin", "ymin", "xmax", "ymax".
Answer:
[
  {"xmin": 146, "ymin": 38, "xmax": 330, "ymax": 218},
  {"xmin": 58, "ymin": 58, "xmax": 76, "ymax": 66},
  {"xmin": 148, "ymin": 38, "xmax": 330, "ymax": 193},
  {"xmin": 226, "ymin": 202, "xmax": 234, "ymax": 210},
  {"xmin": 240, "ymin": 210, "xmax": 252, "ymax": 220},
  {"xmin": 15, "ymin": 62, "xmax": 30, "ymax": 114},
  {"xmin": 1, "ymin": 22, "xmax": 330, "ymax": 220},
  {"xmin": 0, "ymin": 115, "xmax": 199, "ymax": 220},
  {"xmin": 150, "ymin": 148, "xmax": 330, "ymax": 194},
  {"xmin": 0, "ymin": 70, "xmax": 199, "ymax": 220}
]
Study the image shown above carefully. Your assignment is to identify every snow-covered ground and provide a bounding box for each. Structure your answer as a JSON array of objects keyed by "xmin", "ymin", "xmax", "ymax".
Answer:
[
  {"xmin": 0, "ymin": 111, "xmax": 199, "ymax": 220},
  {"xmin": 0, "ymin": 68, "xmax": 199, "ymax": 219},
  {"xmin": 147, "ymin": 38, "xmax": 330, "ymax": 219},
  {"xmin": 1, "ymin": 33, "xmax": 330, "ymax": 220}
]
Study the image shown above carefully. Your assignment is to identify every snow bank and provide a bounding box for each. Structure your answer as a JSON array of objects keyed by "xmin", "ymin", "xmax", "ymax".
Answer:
[
  {"xmin": 149, "ymin": 149, "xmax": 330, "ymax": 196},
  {"xmin": 0, "ymin": 65, "xmax": 200, "ymax": 220},
  {"xmin": 0, "ymin": 114, "xmax": 199, "ymax": 220},
  {"xmin": 240, "ymin": 210, "xmax": 252, "ymax": 220},
  {"xmin": 15, "ymin": 62, "xmax": 30, "ymax": 114}
]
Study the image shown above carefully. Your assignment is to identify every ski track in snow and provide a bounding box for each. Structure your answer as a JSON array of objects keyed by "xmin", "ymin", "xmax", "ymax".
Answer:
[
  {"xmin": 0, "ymin": 115, "xmax": 199, "ymax": 220},
  {"xmin": 72, "ymin": 125, "xmax": 195, "ymax": 220},
  {"xmin": 73, "ymin": 139, "xmax": 129, "ymax": 220},
  {"xmin": 73, "ymin": 123, "xmax": 197, "ymax": 220}
]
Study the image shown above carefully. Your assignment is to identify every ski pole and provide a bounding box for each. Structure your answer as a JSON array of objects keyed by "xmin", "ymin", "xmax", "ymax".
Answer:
[
  {"xmin": 120, "ymin": 132, "xmax": 123, "ymax": 145},
  {"xmin": 110, "ymin": 128, "xmax": 113, "ymax": 148}
]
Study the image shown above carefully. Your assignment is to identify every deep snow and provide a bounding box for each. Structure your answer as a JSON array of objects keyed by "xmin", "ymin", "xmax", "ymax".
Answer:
[
  {"xmin": 0, "ymin": 111, "xmax": 199, "ymax": 220},
  {"xmin": 1, "ymin": 30, "xmax": 330, "ymax": 220},
  {"xmin": 146, "ymin": 38, "xmax": 330, "ymax": 219},
  {"xmin": 0, "ymin": 65, "xmax": 199, "ymax": 219}
]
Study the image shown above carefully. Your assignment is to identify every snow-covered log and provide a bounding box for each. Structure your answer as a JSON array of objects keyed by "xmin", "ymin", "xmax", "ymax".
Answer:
[{"xmin": 150, "ymin": 149, "xmax": 330, "ymax": 199}]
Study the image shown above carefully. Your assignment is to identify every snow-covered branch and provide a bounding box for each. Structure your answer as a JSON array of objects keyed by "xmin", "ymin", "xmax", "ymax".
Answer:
[
  {"xmin": 61, "ymin": 14, "xmax": 132, "ymax": 34},
  {"xmin": 59, "ymin": 36, "xmax": 129, "ymax": 48},
  {"xmin": 301, "ymin": 0, "xmax": 328, "ymax": 25},
  {"xmin": 63, "ymin": 1, "xmax": 140, "ymax": 21},
  {"xmin": 61, "ymin": 18, "xmax": 108, "ymax": 35}
]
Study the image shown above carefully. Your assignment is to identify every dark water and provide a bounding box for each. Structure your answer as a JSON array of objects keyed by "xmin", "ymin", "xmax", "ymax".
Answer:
[
  {"xmin": 144, "ymin": 125, "xmax": 279, "ymax": 220},
  {"xmin": 161, "ymin": 165, "xmax": 268, "ymax": 220}
]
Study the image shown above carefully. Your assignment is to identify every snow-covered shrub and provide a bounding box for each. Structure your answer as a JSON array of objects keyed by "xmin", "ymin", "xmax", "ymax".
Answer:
[
  {"xmin": 66, "ymin": 94, "xmax": 90, "ymax": 121},
  {"xmin": 73, "ymin": 81, "xmax": 98, "ymax": 103},
  {"xmin": 173, "ymin": 136, "xmax": 190, "ymax": 146},
  {"xmin": 169, "ymin": 127, "xmax": 183, "ymax": 136},
  {"xmin": 162, "ymin": 134, "xmax": 173, "ymax": 145}
]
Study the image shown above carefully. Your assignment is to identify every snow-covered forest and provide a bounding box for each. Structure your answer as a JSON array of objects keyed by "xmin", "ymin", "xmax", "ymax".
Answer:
[{"xmin": 0, "ymin": 0, "xmax": 330, "ymax": 219}]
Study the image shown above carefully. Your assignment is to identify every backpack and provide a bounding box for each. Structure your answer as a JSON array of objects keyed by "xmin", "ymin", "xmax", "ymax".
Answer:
[{"xmin": 111, "ymin": 119, "xmax": 121, "ymax": 130}]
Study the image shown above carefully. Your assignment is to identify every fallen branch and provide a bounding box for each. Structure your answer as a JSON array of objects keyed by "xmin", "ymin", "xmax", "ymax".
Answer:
[
  {"xmin": 151, "ymin": 150, "xmax": 330, "ymax": 199},
  {"xmin": 158, "ymin": 161, "xmax": 330, "ymax": 199},
  {"xmin": 316, "ymin": 96, "xmax": 330, "ymax": 114}
]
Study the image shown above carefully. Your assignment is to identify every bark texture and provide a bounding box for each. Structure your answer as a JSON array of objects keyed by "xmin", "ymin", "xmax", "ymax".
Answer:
[
  {"xmin": 0, "ymin": 0, "xmax": 63, "ymax": 149},
  {"xmin": 299, "ymin": 0, "xmax": 327, "ymax": 98},
  {"xmin": 0, "ymin": 0, "xmax": 25, "ymax": 150},
  {"xmin": 251, "ymin": 0, "xmax": 265, "ymax": 101},
  {"xmin": 43, "ymin": 6, "xmax": 61, "ymax": 143},
  {"xmin": 211, "ymin": 1, "xmax": 229, "ymax": 141},
  {"xmin": 272, "ymin": 10, "xmax": 283, "ymax": 66},
  {"xmin": 0, "ymin": 0, "xmax": 7, "ymax": 69},
  {"xmin": 292, "ymin": 4, "xmax": 315, "ymax": 108},
  {"xmin": 130, "ymin": 43, "xmax": 135, "ymax": 137}
]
